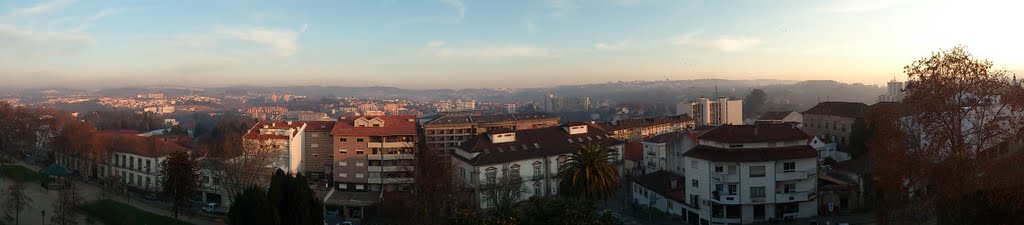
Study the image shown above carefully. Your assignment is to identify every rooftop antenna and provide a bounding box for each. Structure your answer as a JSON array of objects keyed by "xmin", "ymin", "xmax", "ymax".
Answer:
[{"xmin": 714, "ymin": 85, "xmax": 719, "ymax": 99}]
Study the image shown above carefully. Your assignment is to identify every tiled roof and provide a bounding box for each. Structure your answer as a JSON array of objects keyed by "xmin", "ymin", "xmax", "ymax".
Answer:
[
  {"xmin": 683, "ymin": 145, "xmax": 818, "ymax": 162},
  {"xmin": 802, "ymin": 102, "xmax": 869, "ymax": 118},
  {"xmin": 243, "ymin": 121, "xmax": 304, "ymax": 140},
  {"xmin": 697, "ymin": 124, "xmax": 810, "ymax": 143},
  {"xmin": 624, "ymin": 142, "xmax": 642, "ymax": 161},
  {"xmin": 757, "ymin": 111, "xmax": 797, "ymax": 121},
  {"xmin": 454, "ymin": 123, "xmax": 624, "ymax": 166},
  {"xmin": 633, "ymin": 170, "xmax": 686, "ymax": 203},
  {"xmin": 646, "ymin": 131, "xmax": 688, "ymax": 144},
  {"xmin": 302, "ymin": 121, "xmax": 337, "ymax": 132},
  {"xmin": 331, "ymin": 115, "xmax": 417, "ymax": 136},
  {"xmin": 424, "ymin": 112, "xmax": 558, "ymax": 126},
  {"xmin": 593, "ymin": 115, "xmax": 694, "ymax": 132},
  {"xmin": 95, "ymin": 132, "xmax": 191, "ymax": 157}
]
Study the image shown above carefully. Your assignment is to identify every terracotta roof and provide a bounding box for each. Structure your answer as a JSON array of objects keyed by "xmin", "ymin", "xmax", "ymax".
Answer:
[
  {"xmin": 424, "ymin": 112, "xmax": 558, "ymax": 126},
  {"xmin": 331, "ymin": 115, "xmax": 417, "ymax": 136},
  {"xmin": 97, "ymin": 129, "xmax": 144, "ymax": 135},
  {"xmin": 624, "ymin": 142, "xmax": 643, "ymax": 161},
  {"xmin": 683, "ymin": 145, "xmax": 818, "ymax": 162},
  {"xmin": 867, "ymin": 102, "xmax": 913, "ymax": 117},
  {"xmin": 633, "ymin": 170, "xmax": 686, "ymax": 203},
  {"xmin": 802, "ymin": 102, "xmax": 869, "ymax": 118},
  {"xmin": 646, "ymin": 131, "xmax": 688, "ymax": 144},
  {"xmin": 454, "ymin": 123, "xmax": 624, "ymax": 166},
  {"xmin": 243, "ymin": 121, "xmax": 305, "ymax": 140},
  {"xmin": 697, "ymin": 124, "xmax": 810, "ymax": 143},
  {"xmin": 593, "ymin": 115, "xmax": 694, "ymax": 132},
  {"xmin": 831, "ymin": 154, "xmax": 877, "ymax": 175},
  {"xmin": 95, "ymin": 132, "xmax": 191, "ymax": 157},
  {"xmin": 302, "ymin": 121, "xmax": 337, "ymax": 132},
  {"xmin": 757, "ymin": 111, "xmax": 797, "ymax": 121}
]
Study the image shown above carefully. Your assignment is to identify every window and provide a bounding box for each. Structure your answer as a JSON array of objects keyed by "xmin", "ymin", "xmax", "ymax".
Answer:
[
  {"xmin": 714, "ymin": 165, "xmax": 724, "ymax": 173},
  {"xmin": 728, "ymin": 184, "xmax": 738, "ymax": 195},
  {"xmin": 340, "ymin": 161, "xmax": 347, "ymax": 166},
  {"xmin": 312, "ymin": 143, "xmax": 319, "ymax": 148},
  {"xmin": 533, "ymin": 182, "xmax": 542, "ymax": 196},
  {"xmin": 751, "ymin": 187, "xmax": 766, "ymax": 198},
  {"xmin": 783, "ymin": 183, "xmax": 796, "ymax": 193},
  {"xmin": 356, "ymin": 185, "xmax": 365, "ymax": 190},
  {"xmin": 356, "ymin": 162, "xmax": 364, "ymax": 167},
  {"xmin": 532, "ymin": 161, "xmax": 542, "ymax": 176},
  {"xmin": 313, "ymin": 154, "xmax": 319, "ymax": 158},
  {"xmin": 339, "ymin": 173, "xmax": 348, "ymax": 177},
  {"xmin": 691, "ymin": 179, "xmax": 698, "ymax": 188},
  {"xmin": 356, "ymin": 173, "xmax": 364, "ymax": 178},
  {"xmin": 783, "ymin": 162, "xmax": 796, "ymax": 172},
  {"xmin": 340, "ymin": 149, "xmax": 348, "ymax": 154},
  {"xmin": 510, "ymin": 164, "xmax": 521, "ymax": 177},
  {"xmin": 750, "ymin": 165, "xmax": 766, "ymax": 177},
  {"xmin": 485, "ymin": 167, "xmax": 498, "ymax": 184},
  {"xmin": 356, "ymin": 150, "xmax": 364, "ymax": 154},
  {"xmin": 312, "ymin": 133, "xmax": 319, "ymax": 137},
  {"xmin": 691, "ymin": 160, "xmax": 698, "ymax": 169},
  {"xmin": 357, "ymin": 138, "xmax": 364, "ymax": 142},
  {"xmin": 341, "ymin": 138, "xmax": 348, "ymax": 142},
  {"xmin": 338, "ymin": 184, "xmax": 348, "ymax": 189}
]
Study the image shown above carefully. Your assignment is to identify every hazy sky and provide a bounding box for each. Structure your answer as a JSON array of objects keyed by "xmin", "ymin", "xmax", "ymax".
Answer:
[{"xmin": 1, "ymin": 0, "xmax": 1021, "ymax": 89}]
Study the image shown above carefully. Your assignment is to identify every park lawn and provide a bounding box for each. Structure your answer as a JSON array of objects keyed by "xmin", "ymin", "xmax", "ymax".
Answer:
[
  {"xmin": 80, "ymin": 199, "xmax": 193, "ymax": 225},
  {"xmin": 1, "ymin": 165, "xmax": 43, "ymax": 182}
]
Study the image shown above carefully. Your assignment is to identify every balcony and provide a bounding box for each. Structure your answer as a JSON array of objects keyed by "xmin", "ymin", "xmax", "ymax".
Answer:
[
  {"xmin": 711, "ymin": 173, "xmax": 739, "ymax": 183},
  {"xmin": 367, "ymin": 142, "xmax": 415, "ymax": 148},
  {"xmin": 530, "ymin": 174, "xmax": 545, "ymax": 180},
  {"xmin": 711, "ymin": 194, "xmax": 740, "ymax": 204},
  {"xmin": 775, "ymin": 190, "xmax": 815, "ymax": 203},
  {"xmin": 750, "ymin": 197, "xmax": 767, "ymax": 204},
  {"xmin": 775, "ymin": 169, "xmax": 815, "ymax": 181},
  {"xmin": 367, "ymin": 166, "xmax": 413, "ymax": 172},
  {"xmin": 367, "ymin": 177, "xmax": 414, "ymax": 184}
]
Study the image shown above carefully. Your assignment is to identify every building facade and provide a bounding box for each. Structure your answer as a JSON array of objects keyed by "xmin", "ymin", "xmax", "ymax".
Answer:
[
  {"xmin": 331, "ymin": 115, "xmax": 418, "ymax": 192},
  {"xmin": 242, "ymin": 121, "xmax": 307, "ymax": 174},
  {"xmin": 877, "ymin": 79, "xmax": 905, "ymax": 103},
  {"xmin": 542, "ymin": 94, "xmax": 591, "ymax": 112},
  {"xmin": 595, "ymin": 115, "xmax": 696, "ymax": 142},
  {"xmin": 681, "ymin": 97, "xmax": 743, "ymax": 126},
  {"xmin": 303, "ymin": 121, "xmax": 336, "ymax": 179},
  {"xmin": 55, "ymin": 133, "xmax": 190, "ymax": 192},
  {"xmin": 422, "ymin": 112, "xmax": 560, "ymax": 156},
  {"xmin": 755, "ymin": 111, "xmax": 802, "ymax": 126},
  {"xmin": 801, "ymin": 102, "xmax": 868, "ymax": 147},
  {"xmin": 452, "ymin": 123, "xmax": 624, "ymax": 209}
]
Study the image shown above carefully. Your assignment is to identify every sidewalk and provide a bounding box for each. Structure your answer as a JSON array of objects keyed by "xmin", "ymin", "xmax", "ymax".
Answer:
[{"xmin": 6, "ymin": 160, "xmax": 221, "ymax": 225}]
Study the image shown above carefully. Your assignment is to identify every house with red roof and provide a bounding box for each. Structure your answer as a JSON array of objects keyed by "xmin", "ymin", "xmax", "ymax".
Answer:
[
  {"xmin": 242, "ymin": 121, "xmax": 307, "ymax": 174},
  {"xmin": 55, "ymin": 132, "xmax": 192, "ymax": 192}
]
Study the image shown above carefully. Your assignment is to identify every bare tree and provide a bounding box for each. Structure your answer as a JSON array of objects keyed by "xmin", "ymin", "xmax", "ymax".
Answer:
[
  {"xmin": 51, "ymin": 181, "xmax": 83, "ymax": 225},
  {"xmin": 4, "ymin": 182, "xmax": 32, "ymax": 225},
  {"xmin": 481, "ymin": 168, "xmax": 526, "ymax": 216},
  {"xmin": 210, "ymin": 140, "xmax": 281, "ymax": 205},
  {"xmin": 409, "ymin": 146, "xmax": 472, "ymax": 225}
]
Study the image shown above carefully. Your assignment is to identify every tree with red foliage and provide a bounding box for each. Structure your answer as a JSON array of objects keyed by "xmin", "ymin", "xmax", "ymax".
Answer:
[{"xmin": 869, "ymin": 46, "xmax": 1024, "ymax": 225}]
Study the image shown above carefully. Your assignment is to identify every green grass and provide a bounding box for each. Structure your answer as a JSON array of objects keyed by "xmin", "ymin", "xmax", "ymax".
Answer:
[
  {"xmin": 80, "ymin": 199, "xmax": 193, "ymax": 225},
  {"xmin": 1, "ymin": 165, "xmax": 43, "ymax": 182}
]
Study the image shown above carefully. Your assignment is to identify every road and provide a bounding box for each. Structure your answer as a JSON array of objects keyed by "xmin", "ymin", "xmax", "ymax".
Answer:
[{"xmin": 2, "ymin": 161, "xmax": 221, "ymax": 225}]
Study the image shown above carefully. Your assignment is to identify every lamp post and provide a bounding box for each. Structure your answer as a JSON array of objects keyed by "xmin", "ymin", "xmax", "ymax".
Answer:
[{"xmin": 41, "ymin": 210, "xmax": 46, "ymax": 225}]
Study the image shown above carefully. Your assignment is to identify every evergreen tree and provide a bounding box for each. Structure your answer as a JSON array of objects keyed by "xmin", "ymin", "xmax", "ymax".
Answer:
[{"xmin": 228, "ymin": 186, "xmax": 280, "ymax": 225}]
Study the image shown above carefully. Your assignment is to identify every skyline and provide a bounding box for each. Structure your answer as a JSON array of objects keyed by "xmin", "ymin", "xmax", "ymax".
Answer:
[{"xmin": 1, "ymin": 0, "xmax": 1022, "ymax": 89}]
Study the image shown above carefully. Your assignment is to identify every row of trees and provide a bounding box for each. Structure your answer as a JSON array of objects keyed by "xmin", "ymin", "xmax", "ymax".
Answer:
[
  {"xmin": 228, "ymin": 169, "xmax": 323, "ymax": 225},
  {"xmin": 4, "ymin": 178, "xmax": 84, "ymax": 225}
]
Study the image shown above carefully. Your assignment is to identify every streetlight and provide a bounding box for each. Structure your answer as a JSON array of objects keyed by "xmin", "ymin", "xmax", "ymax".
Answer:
[{"xmin": 41, "ymin": 210, "xmax": 46, "ymax": 225}]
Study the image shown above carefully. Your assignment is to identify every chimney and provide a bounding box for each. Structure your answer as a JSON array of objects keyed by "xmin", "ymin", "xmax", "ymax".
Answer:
[{"xmin": 287, "ymin": 121, "xmax": 293, "ymax": 125}]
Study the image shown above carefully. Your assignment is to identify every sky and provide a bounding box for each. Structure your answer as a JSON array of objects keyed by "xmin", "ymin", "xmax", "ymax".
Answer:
[{"xmin": 1, "ymin": 0, "xmax": 1022, "ymax": 89}]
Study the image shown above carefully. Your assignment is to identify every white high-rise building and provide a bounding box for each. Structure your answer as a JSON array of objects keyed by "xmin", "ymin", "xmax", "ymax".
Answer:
[
  {"xmin": 679, "ymin": 97, "xmax": 743, "ymax": 126},
  {"xmin": 877, "ymin": 79, "xmax": 905, "ymax": 102}
]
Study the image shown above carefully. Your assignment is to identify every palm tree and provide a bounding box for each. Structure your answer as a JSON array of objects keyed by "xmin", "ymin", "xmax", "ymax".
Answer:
[{"xmin": 557, "ymin": 143, "xmax": 620, "ymax": 201}]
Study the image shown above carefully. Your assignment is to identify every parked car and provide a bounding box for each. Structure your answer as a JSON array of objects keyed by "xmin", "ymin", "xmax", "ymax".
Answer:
[
  {"xmin": 144, "ymin": 194, "xmax": 158, "ymax": 201},
  {"xmin": 202, "ymin": 203, "xmax": 229, "ymax": 215}
]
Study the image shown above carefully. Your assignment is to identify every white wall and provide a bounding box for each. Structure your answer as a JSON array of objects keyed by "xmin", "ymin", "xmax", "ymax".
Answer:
[{"xmin": 632, "ymin": 184, "xmax": 686, "ymax": 216}]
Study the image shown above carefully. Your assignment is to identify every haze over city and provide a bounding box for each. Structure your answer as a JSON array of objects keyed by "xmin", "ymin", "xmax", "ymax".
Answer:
[{"xmin": 2, "ymin": 0, "xmax": 1021, "ymax": 89}]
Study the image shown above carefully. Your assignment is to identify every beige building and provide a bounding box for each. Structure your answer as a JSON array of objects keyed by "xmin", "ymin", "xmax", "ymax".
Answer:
[
  {"xmin": 680, "ymin": 97, "xmax": 743, "ymax": 126},
  {"xmin": 801, "ymin": 102, "xmax": 868, "ymax": 147},
  {"xmin": 302, "ymin": 121, "xmax": 336, "ymax": 179},
  {"xmin": 242, "ymin": 121, "xmax": 307, "ymax": 174},
  {"xmin": 594, "ymin": 115, "xmax": 695, "ymax": 142},
  {"xmin": 422, "ymin": 112, "xmax": 560, "ymax": 156}
]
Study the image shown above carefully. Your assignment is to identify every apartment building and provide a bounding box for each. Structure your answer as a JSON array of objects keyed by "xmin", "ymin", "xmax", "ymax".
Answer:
[
  {"xmin": 422, "ymin": 112, "xmax": 560, "ymax": 155},
  {"xmin": 452, "ymin": 122, "xmax": 624, "ymax": 209},
  {"xmin": 594, "ymin": 115, "xmax": 695, "ymax": 142},
  {"xmin": 303, "ymin": 121, "xmax": 336, "ymax": 179},
  {"xmin": 680, "ymin": 97, "xmax": 743, "ymax": 126},
  {"xmin": 680, "ymin": 124, "xmax": 818, "ymax": 224},
  {"xmin": 801, "ymin": 102, "xmax": 868, "ymax": 147},
  {"xmin": 242, "ymin": 121, "xmax": 306, "ymax": 174},
  {"xmin": 641, "ymin": 131, "xmax": 700, "ymax": 175},
  {"xmin": 877, "ymin": 79, "xmax": 905, "ymax": 103},
  {"xmin": 331, "ymin": 115, "xmax": 418, "ymax": 192},
  {"xmin": 542, "ymin": 94, "xmax": 591, "ymax": 112},
  {"xmin": 56, "ymin": 132, "xmax": 191, "ymax": 192}
]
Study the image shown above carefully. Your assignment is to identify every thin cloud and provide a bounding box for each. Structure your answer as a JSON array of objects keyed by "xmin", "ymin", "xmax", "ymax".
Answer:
[
  {"xmin": 547, "ymin": 0, "xmax": 582, "ymax": 16},
  {"xmin": 827, "ymin": 0, "xmax": 910, "ymax": 13},
  {"xmin": 72, "ymin": 8, "xmax": 126, "ymax": 32},
  {"xmin": 709, "ymin": 36, "xmax": 760, "ymax": 52},
  {"xmin": 0, "ymin": 23, "xmax": 93, "ymax": 58},
  {"xmin": 423, "ymin": 41, "xmax": 559, "ymax": 60},
  {"xmin": 7, "ymin": 0, "xmax": 77, "ymax": 17},
  {"xmin": 300, "ymin": 24, "xmax": 309, "ymax": 33},
  {"xmin": 214, "ymin": 26, "xmax": 299, "ymax": 56},
  {"xmin": 671, "ymin": 31, "xmax": 761, "ymax": 52},
  {"xmin": 594, "ymin": 40, "xmax": 630, "ymax": 51},
  {"xmin": 440, "ymin": 0, "xmax": 467, "ymax": 23},
  {"xmin": 524, "ymin": 16, "xmax": 538, "ymax": 33}
]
